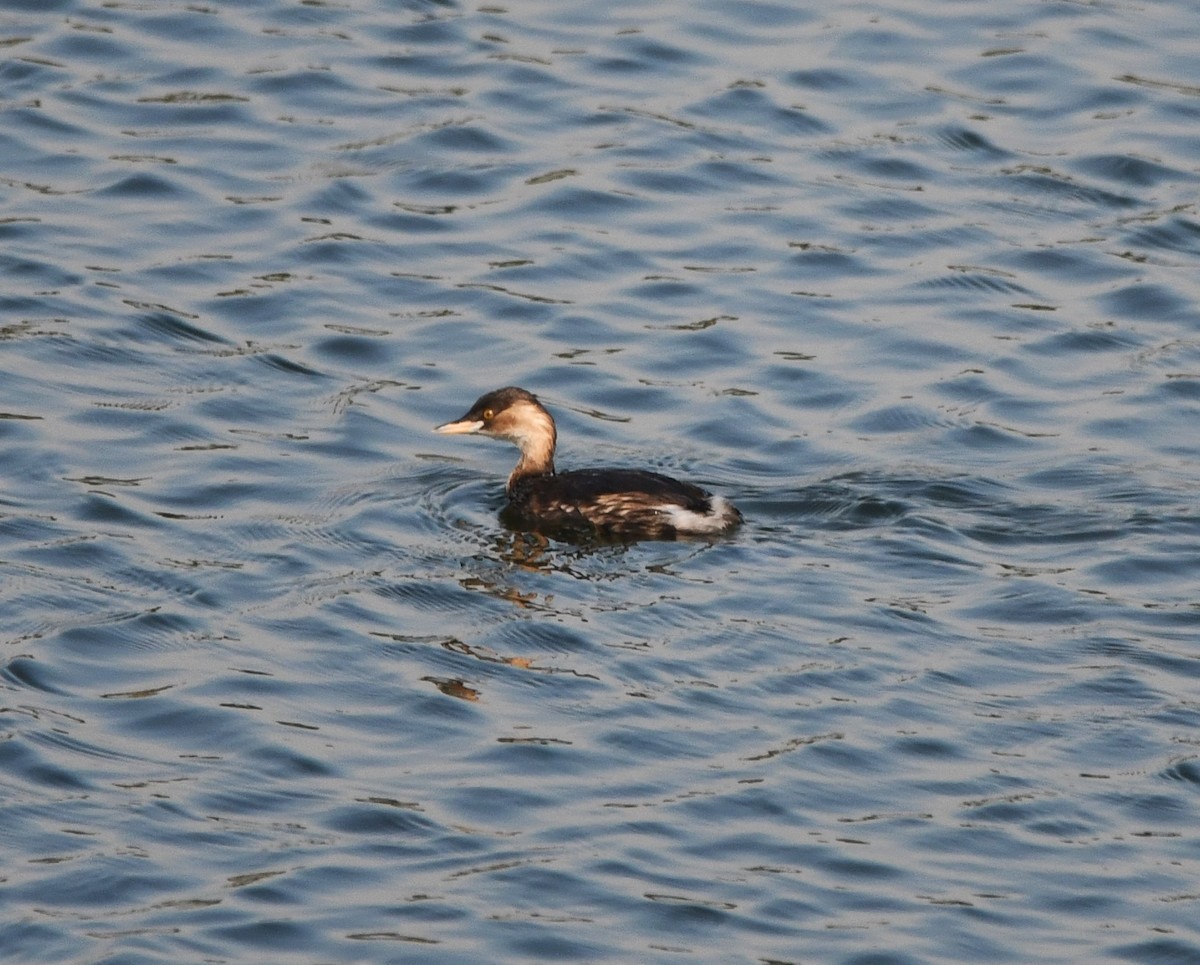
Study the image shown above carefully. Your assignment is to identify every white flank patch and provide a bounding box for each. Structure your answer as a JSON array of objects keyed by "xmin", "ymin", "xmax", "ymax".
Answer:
[{"xmin": 659, "ymin": 495, "xmax": 740, "ymax": 535}]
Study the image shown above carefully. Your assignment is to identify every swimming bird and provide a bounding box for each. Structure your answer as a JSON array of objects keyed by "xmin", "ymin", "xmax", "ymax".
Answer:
[{"xmin": 435, "ymin": 386, "xmax": 742, "ymax": 540}]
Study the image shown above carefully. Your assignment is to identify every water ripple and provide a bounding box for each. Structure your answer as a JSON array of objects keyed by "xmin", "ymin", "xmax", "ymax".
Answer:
[{"xmin": 2, "ymin": 0, "xmax": 1200, "ymax": 963}]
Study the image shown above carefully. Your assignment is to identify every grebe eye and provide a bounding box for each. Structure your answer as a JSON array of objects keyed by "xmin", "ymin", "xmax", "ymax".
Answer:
[{"xmin": 482, "ymin": 408, "xmax": 494, "ymax": 420}]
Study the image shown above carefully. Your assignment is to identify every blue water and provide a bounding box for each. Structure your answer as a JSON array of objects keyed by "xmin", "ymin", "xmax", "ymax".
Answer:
[{"xmin": 2, "ymin": 1, "xmax": 1199, "ymax": 962}]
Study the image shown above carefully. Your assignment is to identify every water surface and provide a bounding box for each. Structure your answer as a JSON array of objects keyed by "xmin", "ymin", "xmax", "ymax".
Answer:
[{"xmin": 2, "ymin": 0, "xmax": 1200, "ymax": 962}]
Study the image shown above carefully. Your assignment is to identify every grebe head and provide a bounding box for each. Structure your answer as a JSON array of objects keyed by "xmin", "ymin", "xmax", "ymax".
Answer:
[{"xmin": 435, "ymin": 386, "xmax": 557, "ymax": 484}]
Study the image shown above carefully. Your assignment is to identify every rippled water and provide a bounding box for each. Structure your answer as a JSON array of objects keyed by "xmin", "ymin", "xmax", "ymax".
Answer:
[{"xmin": 3, "ymin": 0, "xmax": 1200, "ymax": 962}]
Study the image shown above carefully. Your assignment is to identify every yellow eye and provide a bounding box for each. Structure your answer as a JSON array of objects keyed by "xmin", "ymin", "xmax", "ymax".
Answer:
[{"xmin": 482, "ymin": 408, "xmax": 494, "ymax": 420}]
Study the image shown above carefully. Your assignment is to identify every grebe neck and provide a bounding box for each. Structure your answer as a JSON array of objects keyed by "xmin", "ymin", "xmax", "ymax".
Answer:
[
  {"xmin": 503, "ymin": 399, "xmax": 557, "ymax": 493},
  {"xmin": 509, "ymin": 449, "xmax": 554, "ymax": 492}
]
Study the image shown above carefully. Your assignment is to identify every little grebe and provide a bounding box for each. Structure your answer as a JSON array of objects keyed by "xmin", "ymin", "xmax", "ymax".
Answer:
[{"xmin": 435, "ymin": 386, "xmax": 742, "ymax": 540}]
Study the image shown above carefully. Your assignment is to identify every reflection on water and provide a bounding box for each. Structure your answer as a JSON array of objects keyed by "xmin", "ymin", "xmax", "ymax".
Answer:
[{"xmin": 2, "ymin": 0, "xmax": 1200, "ymax": 962}]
